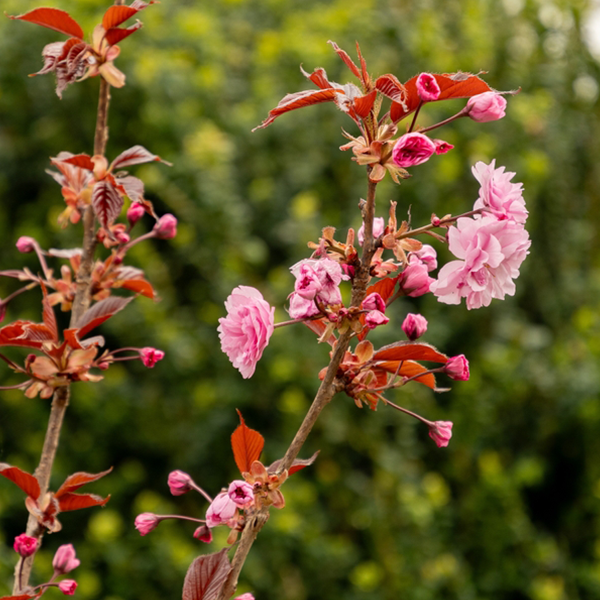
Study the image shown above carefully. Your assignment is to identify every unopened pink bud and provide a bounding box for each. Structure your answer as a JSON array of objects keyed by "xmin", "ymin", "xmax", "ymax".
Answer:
[
  {"xmin": 127, "ymin": 203, "xmax": 146, "ymax": 226},
  {"xmin": 466, "ymin": 92, "xmax": 507, "ymax": 122},
  {"xmin": 58, "ymin": 580, "xmax": 78, "ymax": 596},
  {"xmin": 433, "ymin": 139, "xmax": 454, "ymax": 155},
  {"xmin": 362, "ymin": 292, "xmax": 386, "ymax": 313},
  {"xmin": 193, "ymin": 524, "xmax": 213, "ymax": 543},
  {"xmin": 52, "ymin": 544, "xmax": 80, "ymax": 575},
  {"xmin": 153, "ymin": 214, "xmax": 178, "ymax": 239},
  {"xmin": 168, "ymin": 470, "xmax": 194, "ymax": 496},
  {"xmin": 234, "ymin": 594, "xmax": 255, "ymax": 600},
  {"xmin": 392, "ymin": 132, "xmax": 436, "ymax": 168},
  {"xmin": 16, "ymin": 236, "xmax": 36, "ymax": 253},
  {"xmin": 357, "ymin": 217, "xmax": 385, "ymax": 246},
  {"xmin": 115, "ymin": 230, "xmax": 130, "ymax": 244},
  {"xmin": 402, "ymin": 313, "xmax": 428, "ymax": 340},
  {"xmin": 364, "ymin": 310, "xmax": 389, "ymax": 330},
  {"xmin": 134, "ymin": 512, "xmax": 162, "ymax": 536},
  {"xmin": 341, "ymin": 264, "xmax": 355, "ymax": 278},
  {"xmin": 227, "ymin": 480, "xmax": 254, "ymax": 508},
  {"xmin": 140, "ymin": 347, "xmax": 165, "ymax": 368},
  {"xmin": 445, "ymin": 354, "xmax": 470, "ymax": 381},
  {"xmin": 428, "ymin": 421, "xmax": 453, "ymax": 448},
  {"xmin": 416, "ymin": 72, "xmax": 441, "ymax": 102},
  {"xmin": 13, "ymin": 534, "xmax": 38, "ymax": 558}
]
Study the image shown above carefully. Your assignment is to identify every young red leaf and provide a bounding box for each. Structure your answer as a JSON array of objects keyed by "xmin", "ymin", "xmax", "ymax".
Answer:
[
  {"xmin": 0, "ymin": 322, "xmax": 45, "ymax": 349},
  {"xmin": 327, "ymin": 40, "xmax": 361, "ymax": 79},
  {"xmin": 268, "ymin": 450, "xmax": 320, "ymax": 476},
  {"xmin": 55, "ymin": 467, "xmax": 113, "ymax": 497},
  {"xmin": 182, "ymin": 548, "xmax": 232, "ymax": 600},
  {"xmin": 92, "ymin": 179, "xmax": 124, "ymax": 231},
  {"xmin": 375, "ymin": 74, "xmax": 407, "ymax": 104},
  {"xmin": 115, "ymin": 175, "xmax": 145, "ymax": 202},
  {"xmin": 41, "ymin": 288, "xmax": 59, "ymax": 343},
  {"xmin": 373, "ymin": 341, "xmax": 448, "ymax": 364},
  {"xmin": 374, "ymin": 361, "xmax": 438, "ymax": 390},
  {"xmin": 104, "ymin": 22, "xmax": 143, "ymax": 47},
  {"xmin": 9, "ymin": 8, "xmax": 84, "ymax": 39},
  {"xmin": 117, "ymin": 279, "xmax": 155, "ymax": 299},
  {"xmin": 0, "ymin": 463, "xmax": 40, "ymax": 499},
  {"xmin": 0, "ymin": 594, "xmax": 41, "ymax": 600},
  {"xmin": 57, "ymin": 492, "xmax": 111, "ymax": 512},
  {"xmin": 63, "ymin": 328, "xmax": 83, "ymax": 350},
  {"xmin": 111, "ymin": 145, "xmax": 171, "ymax": 170},
  {"xmin": 231, "ymin": 410, "xmax": 265, "ymax": 474},
  {"xmin": 76, "ymin": 296, "xmax": 133, "ymax": 338},
  {"xmin": 300, "ymin": 66, "xmax": 334, "ymax": 89},
  {"xmin": 18, "ymin": 322, "xmax": 56, "ymax": 344},
  {"xmin": 353, "ymin": 90, "xmax": 377, "ymax": 119},
  {"xmin": 60, "ymin": 153, "xmax": 95, "ymax": 172},
  {"xmin": 102, "ymin": 5, "xmax": 138, "ymax": 29}
]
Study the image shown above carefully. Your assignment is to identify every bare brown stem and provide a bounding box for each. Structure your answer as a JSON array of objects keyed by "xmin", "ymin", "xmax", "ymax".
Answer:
[{"xmin": 217, "ymin": 174, "xmax": 380, "ymax": 600}]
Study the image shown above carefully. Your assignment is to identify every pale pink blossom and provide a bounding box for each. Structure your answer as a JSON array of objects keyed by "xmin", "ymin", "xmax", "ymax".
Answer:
[
  {"xmin": 58, "ymin": 580, "xmax": 78, "ymax": 596},
  {"xmin": 140, "ymin": 347, "xmax": 165, "ymax": 368},
  {"xmin": 234, "ymin": 594, "xmax": 255, "ymax": 600},
  {"xmin": 402, "ymin": 313, "xmax": 428, "ymax": 340},
  {"xmin": 218, "ymin": 286, "xmax": 275, "ymax": 379},
  {"xmin": 357, "ymin": 217, "xmax": 385, "ymax": 246},
  {"xmin": 434, "ymin": 139, "xmax": 454, "ymax": 154},
  {"xmin": 392, "ymin": 133, "xmax": 436, "ymax": 168},
  {"xmin": 288, "ymin": 293, "xmax": 320, "ymax": 320},
  {"xmin": 168, "ymin": 470, "xmax": 194, "ymax": 496},
  {"xmin": 428, "ymin": 421, "xmax": 453, "ymax": 448},
  {"xmin": 228, "ymin": 480, "xmax": 255, "ymax": 507},
  {"xmin": 206, "ymin": 492, "xmax": 238, "ymax": 528},
  {"xmin": 472, "ymin": 160, "xmax": 527, "ymax": 224},
  {"xmin": 466, "ymin": 92, "xmax": 507, "ymax": 122},
  {"xmin": 13, "ymin": 534, "xmax": 38, "ymax": 557},
  {"xmin": 290, "ymin": 258, "xmax": 345, "ymax": 307},
  {"xmin": 134, "ymin": 512, "xmax": 162, "ymax": 536},
  {"xmin": 193, "ymin": 525, "xmax": 213, "ymax": 543},
  {"xmin": 362, "ymin": 292, "xmax": 386, "ymax": 313},
  {"xmin": 445, "ymin": 355, "xmax": 470, "ymax": 381},
  {"xmin": 127, "ymin": 203, "xmax": 145, "ymax": 226},
  {"xmin": 52, "ymin": 544, "xmax": 80, "ymax": 574},
  {"xmin": 16, "ymin": 236, "xmax": 36, "ymax": 253},
  {"xmin": 294, "ymin": 263, "xmax": 322, "ymax": 299},
  {"xmin": 430, "ymin": 215, "xmax": 530, "ymax": 309},
  {"xmin": 413, "ymin": 244, "xmax": 438, "ymax": 271},
  {"xmin": 153, "ymin": 213, "xmax": 178, "ymax": 239},
  {"xmin": 398, "ymin": 256, "xmax": 434, "ymax": 297},
  {"xmin": 416, "ymin": 72, "xmax": 441, "ymax": 102},
  {"xmin": 364, "ymin": 310, "xmax": 389, "ymax": 330}
]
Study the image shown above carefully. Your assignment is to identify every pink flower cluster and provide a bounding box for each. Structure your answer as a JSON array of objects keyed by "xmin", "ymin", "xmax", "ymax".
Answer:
[{"xmin": 431, "ymin": 162, "xmax": 530, "ymax": 309}]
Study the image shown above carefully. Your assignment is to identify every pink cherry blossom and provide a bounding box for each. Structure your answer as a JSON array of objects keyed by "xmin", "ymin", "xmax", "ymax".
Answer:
[
  {"xmin": 294, "ymin": 263, "xmax": 322, "ymax": 299},
  {"xmin": 134, "ymin": 512, "xmax": 162, "ymax": 536},
  {"xmin": 127, "ymin": 202, "xmax": 145, "ymax": 226},
  {"xmin": 206, "ymin": 492, "xmax": 238, "ymax": 528},
  {"xmin": 193, "ymin": 524, "xmax": 213, "ymax": 543},
  {"xmin": 13, "ymin": 533, "xmax": 38, "ymax": 558},
  {"xmin": 168, "ymin": 470, "xmax": 194, "ymax": 496},
  {"xmin": 402, "ymin": 313, "xmax": 428, "ymax": 341},
  {"xmin": 362, "ymin": 292, "xmax": 386, "ymax": 313},
  {"xmin": 234, "ymin": 594, "xmax": 255, "ymax": 600},
  {"xmin": 140, "ymin": 347, "xmax": 165, "ymax": 368},
  {"xmin": 357, "ymin": 217, "xmax": 385, "ymax": 246},
  {"xmin": 52, "ymin": 544, "xmax": 80, "ymax": 574},
  {"xmin": 58, "ymin": 580, "xmax": 78, "ymax": 596},
  {"xmin": 416, "ymin": 72, "xmax": 441, "ymax": 102},
  {"xmin": 288, "ymin": 292, "xmax": 321, "ymax": 320},
  {"xmin": 466, "ymin": 92, "xmax": 507, "ymax": 122},
  {"xmin": 364, "ymin": 310, "xmax": 389, "ymax": 330},
  {"xmin": 392, "ymin": 133, "xmax": 436, "ymax": 168},
  {"xmin": 398, "ymin": 256, "xmax": 434, "ymax": 297},
  {"xmin": 218, "ymin": 286, "xmax": 275, "ymax": 379},
  {"xmin": 16, "ymin": 236, "xmax": 36, "ymax": 253},
  {"xmin": 413, "ymin": 244, "xmax": 438, "ymax": 271},
  {"xmin": 428, "ymin": 421, "xmax": 453, "ymax": 448},
  {"xmin": 472, "ymin": 160, "xmax": 528, "ymax": 224},
  {"xmin": 228, "ymin": 480, "xmax": 255, "ymax": 507},
  {"xmin": 445, "ymin": 354, "xmax": 470, "ymax": 381},
  {"xmin": 290, "ymin": 258, "xmax": 345, "ymax": 307},
  {"xmin": 434, "ymin": 139, "xmax": 454, "ymax": 154},
  {"xmin": 430, "ymin": 215, "xmax": 530, "ymax": 309},
  {"xmin": 153, "ymin": 213, "xmax": 178, "ymax": 239}
]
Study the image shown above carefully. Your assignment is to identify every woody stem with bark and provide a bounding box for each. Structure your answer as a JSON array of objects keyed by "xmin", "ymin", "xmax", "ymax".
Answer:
[
  {"xmin": 217, "ymin": 175, "xmax": 379, "ymax": 600},
  {"xmin": 13, "ymin": 78, "xmax": 110, "ymax": 595}
]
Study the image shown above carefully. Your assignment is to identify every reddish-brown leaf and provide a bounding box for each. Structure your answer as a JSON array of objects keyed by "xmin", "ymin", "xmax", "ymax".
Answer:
[
  {"xmin": 9, "ymin": 8, "xmax": 84, "ymax": 39},
  {"xmin": 0, "ymin": 594, "xmax": 41, "ymax": 599},
  {"xmin": 353, "ymin": 90, "xmax": 377, "ymax": 119},
  {"xmin": 182, "ymin": 548, "xmax": 232, "ymax": 600},
  {"xmin": 374, "ymin": 361, "xmax": 437, "ymax": 389},
  {"xmin": 118, "ymin": 279, "xmax": 155, "ymax": 299},
  {"xmin": 268, "ymin": 451, "xmax": 320, "ymax": 476},
  {"xmin": 373, "ymin": 341, "xmax": 448, "ymax": 364},
  {"xmin": 60, "ymin": 153, "xmax": 94, "ymax": 171},
  {"xmin": 92, "ymin": 179, "xmax": 123, "ymax": 231},
  {"xmin": 63, "ymin": 328, "xmax": 83, "ymax": 350},
  {"xmin": 55, "ymin": 467, "xmax": 113, "ymax": 497},
  {"xmin": 41, "ymin": 289, "xmax": 58, "ymax": 343},
  {"xmin": 0, "ymin": 463, "xmax": 40, "ymax": 499},
  {"xmin": 57, "ymin": 492, "xmax": 111, "ymax": 512},
  {"xmin": 76, "ymin": 296, "xmax": 133, "ymax": 338},
  {"xmin": 253, "ymin": 88, "xmax": 342, "ymax": 131},
  {"xmin": 300, "ymin": 66, "xmax": 333, "ymax": 89},
  {"xmin": 111, "ymin": 145, "xmax": 170, "ymax": 170},
  {"xmin": 0, "ymin": 322, "xmax": 45, "ymax": 349},
  {"xmin": 231, "ymin": 410, "xmax": 265, "ymax": 474},
  {"xmin": 102, "ymin": 5, "xmax": 138, "ymax": 29},
  {"xmin": 327, "ymin": 40, "xmax": 361, "ymax": 79},
  {"xmin": 104, "ymin": 22, "xmax": 143, "ymax": 47},
  {"xmin": 375, "ymin": 74, "xmax": 407, "ymax": 103},
  {"xmin": 17, "ymin": 322, "xmax": 56, "ymax": 344},
  {"xmin": 115, "ymin": 175, "xmax": 145, "ymax": 202},
  {"xmin": 390, "ymin": 72, "xmax": 494, "ymax": 123}
]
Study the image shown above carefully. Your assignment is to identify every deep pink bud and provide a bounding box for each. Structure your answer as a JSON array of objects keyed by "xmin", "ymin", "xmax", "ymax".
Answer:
[
  {"xmin": 357, "ymin": 217, "xmax": 385, "ymax": 246},
  {"xmin": 416, "ymin": 73, "xmax": 441, "ymax": 102},
  {"xmin": 227, "ymin": 480, "xmax": 254, "ymax": 508},
  {"xmin": 402, "ymin": 313, "xmax": 428, "ymax": 340},
  {"xmin": 153, "ymin": 214, "xmax": 178, "ymax": 239},
  {"xmin": 140, "ymin": 347, "xmax": 165, "ymax": 368},
  {"xmin": 52, "ymin": 544, "xmax": 80, "ymax": 575},
  {"xmin": 364, "ymin": 310, "xmax": 389, "ymax": 330},
  {"xmin": 206, "ymin": 492, "xmax": 238, "ymax": 528},
  {"xmin": 193, "ymin": 525, "xmax": 213, "ymax": 543},
  {"xmin": 433, "ymin": 139, "xmax": 454, "ymax": 155},
  {"xmin": 398, "ymin": 257, "xmax": 434, "ymax": 297},
  {"xmin": 392, "ymin": 133, "xmax": 436, "ymax": 168},
  {"xmin": 58, "ymin": 580, "xmax": 78, "ymax": 596},
  {"xmin": 115, "ymin": 230, "xmax": 130, "ymax": 244},
  {"xmin": 16, "ymin": 236, "xmax": 36, "ymax": 253},
  {"xmin": 362, "ymin": 292, "xmax": 386, "ymax": 313},
  {"xmin": 428, "ymin": 421, "xmax": 453, "ymax": 448},
  {"xmin": 13, "ymin": 534, "xmax": 38, "ymax": 558},
  {"xmin": 127, "ymin": 203, "xmax": 146, "ymax": 226},
  {"xmin": 134, "ymin": 512, "xmax": 162, "ymax": 536},
  {"xmin": 413, "ymin": 244, "xmax": 438, "ymax": 272},
  {"xmin": 234, "ymin": 594, "xmax": 255, "ymax": 600},
  {"xmin": 466, "ymin": 92, "xmax": 507, "ymax": 122},
  {"xmin": 341, "ymin": 264, "xmax": 355, "ymax": 278},
  {"xmin": 445, "ymin": 354, "xmax": 470, "ymax": 380},
  {"xmin": 168, "ymin": 470, "xmax": 194, "ymax": 496}
]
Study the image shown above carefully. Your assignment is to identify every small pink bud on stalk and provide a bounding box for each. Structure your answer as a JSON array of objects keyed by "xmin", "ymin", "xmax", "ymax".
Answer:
[
  {"xmin": 428, "ymin": 421, "xmax": 453, "ymax": 448},
  {"xmin": 16, "ymin": 236, "xmax": 36, "ymax": 253},
  {"xmin": 228, "ymin": 480, "xmax": 255, "ymax": 507},
  {"xmin": 168, "ymin": 470, "xmax": 194, "ymax": 496},
  {"xmin": 364, "ymin": 310, "xmax": 389, "ymax": 331},
  {"xmin": 140, "ymin": 347, "xmax": 165, "ymax": 368},
  {"xmin": 465, "ymin": 92, "xmax": 507, "ymax": 122},
  {"xmin": 58, "ymin": 580, "xmax": 78, "ymax": 596},
  {"xmin": 392, "ymin": 132, "xmax": 436, "ymax": 168},
  {"xmin": 153, "ymin": 214, "xmax": 178, "ymax": 239},
  {"xmin": 134, "ymin": 512, "xmax": 163, "ymax": 536},
  {"xmin": 127, "ymin": 202, "xmax": 146, "ymax": 226},
  {"xmin": 13, "ymin": 533, "xmax": 38, "ymax": 557},
  {"xmin": 193, "ymin": 525, "xmax": 213, "ymax": 543},
  {"xmin": 52, "ymin": 544, "xmax": 80, "ymax": 575},
  {"xmin": 416, "ymin": 72, "xmax": 441, "ymax": 102},
  {"xmin": 402, "ymin": 313, "xmax": 428, "ymax": 341},
  {"xmin": 362, "ymin": 292, "xmax": 386, "ymax": 313},
  {"xmin": 234, "ymin": 594, "xmax": 256, "ymax": 600},
  {"xmin": 445, "ymin": 354, "xmax": 470, "ymax": 381}
]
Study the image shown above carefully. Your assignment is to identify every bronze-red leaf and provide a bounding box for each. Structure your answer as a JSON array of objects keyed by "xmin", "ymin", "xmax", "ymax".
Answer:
[
  {"xmin": 182, "ymin": 548, "xmax": 232, "ymax": 600},
  {"xmin": 9, "ymin": 8, "xmax": 84, "ymax": 39},
  {"xmin": 60, "ymin": 153, "xmax": 94, "ymax": 172},
  {"xmin": 0, "ymin": 463, "xmax": 40, "ymax": 499},
  {"xmin": 102, "ymin": 5, "xmax": 138, "ymax": 29},
  {"xmin": 92, "ymin": 179, "xmax": 123, "ymax": 231},
  {"xmin": 76, "ymin": 297, "xmax": 133, "ymax": 338},
  {"xmin": 55, "ymin": 467, "xmax": 113, "ymax": 497},
  {"xmin": 111, "ymin": 145, "xmax": 170, "ymax": 170},
  {"xmin": 0, "ymin": 322, "xmax": 45, "ymax": 349},
  {"xmin": 231, "ymin": 410, "xmax": 265, "ymax": 474},
  {"xmin": 117, "ymin": 279, "xmax": 155, "ymax": 299},
  {"xmin": 353, "ymin": 90, "xmax": 377, "ymax": 119},
  {"xmin": 104, "ymin": 22, "xmax": 143, "ymax": 47},
  {"xmin": 374, "ymin": 361, "xmax": 438, "ymax": 390},
  {"xmin": 373, "ymin": 341, "xmax": 448, "ymax": 364},
  {"xmin": 57, "ymin": 492, "xmax": 111, "ymax": 512},
  {"xmin": 327, "ymin": 40, "xmax": 361, "ymax": 79}
]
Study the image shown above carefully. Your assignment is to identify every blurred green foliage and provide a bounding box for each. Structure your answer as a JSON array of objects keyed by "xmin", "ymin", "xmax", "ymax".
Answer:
[{"xmin": 1, "ymin": 0, "xmax": 600, "ymax": 598}]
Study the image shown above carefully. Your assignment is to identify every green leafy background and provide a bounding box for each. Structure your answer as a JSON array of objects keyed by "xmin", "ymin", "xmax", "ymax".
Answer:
[{"xmin": 1, "ymin": 0, "xmax": 600, "ymax": 599}]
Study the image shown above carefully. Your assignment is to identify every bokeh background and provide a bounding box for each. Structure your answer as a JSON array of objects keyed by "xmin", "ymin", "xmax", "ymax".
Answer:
[{"xmin": 1, "ymin": 0, "xmax": 600, "ymax": 598}]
